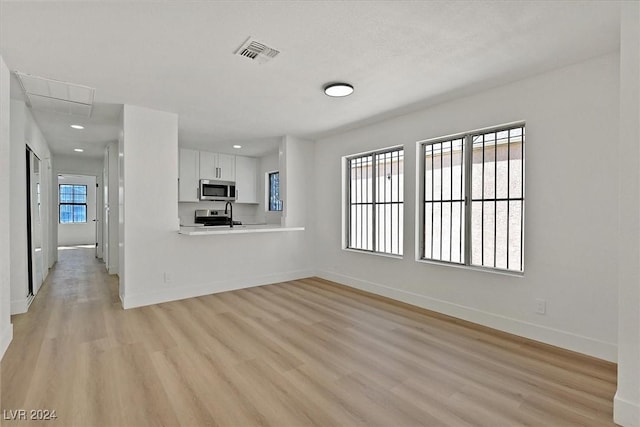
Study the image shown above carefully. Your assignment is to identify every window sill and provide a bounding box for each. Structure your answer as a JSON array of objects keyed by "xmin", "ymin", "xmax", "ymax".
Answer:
[
  {"xmin": 342, "ymin": 247, "xmax": 403, "ymax": 260},
  {"xmin": 415, "ymin": 258, "xmax": 524, "ymax": 277}
]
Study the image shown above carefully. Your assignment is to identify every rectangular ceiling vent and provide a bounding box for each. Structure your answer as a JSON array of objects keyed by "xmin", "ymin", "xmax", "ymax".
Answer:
[
  {"xmin": 235, "ymin": 37, "xmax": 280, "ymax": 64},
  {"xmin": 14, "ymin": 71, "xmax": 94, "ymax": 117}
]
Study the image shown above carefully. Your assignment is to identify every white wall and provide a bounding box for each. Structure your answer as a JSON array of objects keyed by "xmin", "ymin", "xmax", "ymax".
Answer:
[
  {"xmin": 119, "ymin": 105, "xmax": 313, "ymax": 309},
  {"xmin": 10, "ymin": 100, "xmax": 52, "ymax": 314},
  {"xmin": 104, "ymin": 141, "xmax": 119, "ymax": 275},
  {"xmin": 0, "ymin": 55, "xmax": 13, "ymax": 360},
  {"xmin": 24, "ymin": 106, "xmax": 52, "ymax": 296},
  {"xmin": 23, "ymin": 107, "xmax": 52, "ymax": 275},
  {"xmin": 9, "ymin": 100, "xmax": 27, "ymax": 315},
  {"xmin": 281, "ymin": 135, "xmax": 315, "ymax": 228},
  {"xmin": 53, "ymin": 154, "xmax": 104, "ymax": 257},
  {"xmin": 615, "ymin": 2, "xmax": 640, "ymax": 425},
  {"xmin": 118, "ymin": 112, "xmax": 125, "ymax": 300},
  {"xmin": 57, "ymin": 174, "xmax": 97, "ymax": 246},
  {"xmin": 120, "ymin": 104, "xmax": 178, "ymax": 306},
  {"xmin": 314, "ymin": 53, "xmax": 620, "ymax": 362}
]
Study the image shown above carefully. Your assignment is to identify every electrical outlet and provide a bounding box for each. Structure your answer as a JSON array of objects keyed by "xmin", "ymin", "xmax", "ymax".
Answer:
[
  {"xmin": 163, "ymin": 272, "xmax": 172, "ymax": 283},
  {"xmin": 535, "ymin": 298, "xmax": 547, "ymax": 315}
]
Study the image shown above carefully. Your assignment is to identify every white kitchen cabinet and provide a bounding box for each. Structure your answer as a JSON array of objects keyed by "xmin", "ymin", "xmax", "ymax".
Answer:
[
  {"xmin": 235, "ymin": 155, "xmax": 258, "ymax": 204},
  {"xmin": 199, "ymin": 151, "xmax": 217, "ymax": 180},
  {"xmin": 179, "ymin": 148, "xmax": 200, "ymax": 202},
  {"xmin": 217, "ymin": 153, "xmax": 235, "ymax": 181},
  {"xmin": 199, "ymin": 151, "xmax": 235, "ymax": 181}
]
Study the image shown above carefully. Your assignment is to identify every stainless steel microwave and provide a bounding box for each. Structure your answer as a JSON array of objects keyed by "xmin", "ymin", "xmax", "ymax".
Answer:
[{"xmin": 199, "ymin": 179, "xmax": 236, "ymax": 201}]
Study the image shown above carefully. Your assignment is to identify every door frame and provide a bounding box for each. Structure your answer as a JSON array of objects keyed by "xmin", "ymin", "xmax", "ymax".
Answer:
[{"xmin": 55, "ymin": 172, "xmax": 101, "ymax": 257}]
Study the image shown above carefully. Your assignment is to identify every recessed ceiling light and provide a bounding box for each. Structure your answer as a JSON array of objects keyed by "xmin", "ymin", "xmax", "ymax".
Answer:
[
  {"xmin": 324, "ymin": 83, "xmax": 354, "ymax": 97},
  {"xmin": 233, "ymin": 145, "xmax": 242, "ymax": 149},
  {"xmin": 74, "ymin": 148, "xmax": 84, "ymax": 152},
  {"xmin": 70, "ymin": 124, "xmax": 84, "ymax": 130}
]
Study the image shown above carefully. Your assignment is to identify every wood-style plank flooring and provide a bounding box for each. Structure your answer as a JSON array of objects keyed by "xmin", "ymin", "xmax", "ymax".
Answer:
[{"xmin": 1, "ymin": 247, "xmax": 617, "ymax": 426}]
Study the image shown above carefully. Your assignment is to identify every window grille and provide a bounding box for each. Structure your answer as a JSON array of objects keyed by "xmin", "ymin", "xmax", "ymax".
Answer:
[
  {"xmin": 347, "ymin": 147, "xmax": 404, "ymax": 256},
  {"xmin": 424, "ymin": 138, "xmax": 466, "ymax": 263},
  {"xmin": 421, "ymin": 124, "xmax": 524, "ymax": 272},
  {"xmin": 59, "ymin": 184, "xmax": 87, "ymax": 224},
  {"xmin": 268, "ymin": 172, "xmax": 282, "ymax": 211}
]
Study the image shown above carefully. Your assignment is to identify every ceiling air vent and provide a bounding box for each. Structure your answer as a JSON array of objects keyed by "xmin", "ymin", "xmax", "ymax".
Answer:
[
  {"xmin": 234, "ymin": 37, "xmax": 280, "ymax": 64},
  {"xmin": 14, "ymin": 71, "xmax": 94, "ymax": 117}
]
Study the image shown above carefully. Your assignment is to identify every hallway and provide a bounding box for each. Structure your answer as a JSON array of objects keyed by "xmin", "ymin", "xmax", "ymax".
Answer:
[{"xmin": 1, "ymin": 247, "xmax": 121, "ymax": 424}]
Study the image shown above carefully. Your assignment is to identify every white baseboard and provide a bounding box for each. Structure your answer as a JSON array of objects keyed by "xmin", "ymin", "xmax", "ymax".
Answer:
[
  {"xmin": 0, "ymin": 323, "xmax": 13, "ymax": 361},
  {"xmin": 121, "ymin": 269, "xmax": 314, "ymax": 309},
  {"xmin": 317, "ymin": 270, "xmax": 617, "ymax": 362},
  {"xmin": 10, "ymin": 294, "xmax": 34, "ymax": 315},
  {"xmin": 615, "ymin": 392, "xmax": 640, "ymax": 427},
  {"xmin": 11, "ymin": 299, "xmax": 27, "ymax": 315}
]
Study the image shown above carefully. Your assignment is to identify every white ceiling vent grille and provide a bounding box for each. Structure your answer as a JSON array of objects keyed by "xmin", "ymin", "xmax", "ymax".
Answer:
[
  {"xmin": 235, "ymin": 37, "xmax": 280, "ymax": 64},
  {"xmin": 14, "ymin": 71, "xmax": 94, "ymax": 117}
]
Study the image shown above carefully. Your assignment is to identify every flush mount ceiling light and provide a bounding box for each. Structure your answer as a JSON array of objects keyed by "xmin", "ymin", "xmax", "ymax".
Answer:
[
  {"xmin": 233, "ymin": 145, "xmax": 242, "ymax": 149},
  {"xmin": 74, "ymin": 148, "xmax": 84, "ymax": 152},
  {"xmin": 324, "ymin": 82, "xmax": 354, "ymax": 97},
  {"xmin": 70, "ymin": 124, "xmax": 84, "ymax": 130}
]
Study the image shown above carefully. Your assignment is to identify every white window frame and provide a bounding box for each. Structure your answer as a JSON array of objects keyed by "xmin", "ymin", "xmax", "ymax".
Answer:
[
  {"xmin": 343, "ymin": 145, "xmax": 404, "ymax": 257},
  {"xmin": 416, "ymin": 122, "xmax": 525, "ymax": 275}
]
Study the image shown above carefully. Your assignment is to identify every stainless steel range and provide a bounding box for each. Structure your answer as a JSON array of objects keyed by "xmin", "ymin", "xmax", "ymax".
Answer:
[{"xmin": 194, "ymin": 209, "xmax": 240, "ymax": 227}]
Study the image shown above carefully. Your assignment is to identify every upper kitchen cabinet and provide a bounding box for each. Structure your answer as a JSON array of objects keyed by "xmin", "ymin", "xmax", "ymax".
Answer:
[
  {"xmin": 218, "ymin": 154, "xmax": 235, "ymax": 181},
  {"xmin": 199, "ymin": 151, "xmax": 217, "ymax": 179},
  {"xmin": 178, "ymin": 148, "xmax": 200, "ymax": 202},
  {"xmin": 200, "ymin": 151, "xmax": 235, "ymax": 181},
  {"xmin": 235, "ymin": 155, "xmax": 258, "ymax": 204}
]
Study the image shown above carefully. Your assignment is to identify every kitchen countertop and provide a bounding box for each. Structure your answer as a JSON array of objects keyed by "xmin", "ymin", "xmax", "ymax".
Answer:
[{"xmin": 178, "ymin": 224, "xmax": 305, "ymax": 235}]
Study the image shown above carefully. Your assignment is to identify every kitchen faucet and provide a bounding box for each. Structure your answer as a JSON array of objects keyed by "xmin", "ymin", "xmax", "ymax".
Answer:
[{"xmin": 224, "ymin": 201, "xmax": 233, "ymax": 228}]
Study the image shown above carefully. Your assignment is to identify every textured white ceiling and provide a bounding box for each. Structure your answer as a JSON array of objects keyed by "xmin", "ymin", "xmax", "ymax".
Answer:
[{"xmin": 0, "ymin": 1, "xmax": 621, "ymax": 158}]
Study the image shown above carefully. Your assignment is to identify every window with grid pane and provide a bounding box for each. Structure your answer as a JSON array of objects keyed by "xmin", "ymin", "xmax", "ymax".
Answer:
[
  {"xmin": 268, "ymin": 171, "xmax": 282, "ymax": 211},
  {"xmin": 59, "ymin": 184, "xmax": 87, "ymax": 224},
  {"xmin": 346, "ymin": 147, "xmax": 404, "ymax": 256},
  {"xmin": 421, "ymin": 124, "xmax": 524, "ymax": 272}
]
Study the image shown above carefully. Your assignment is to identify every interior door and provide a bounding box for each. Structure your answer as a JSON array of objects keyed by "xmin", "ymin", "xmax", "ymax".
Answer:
[
  {"xmin": 26, "ymin": 147, "xmax": 44, "ymax": 296},
  {"xmin": 103, "ymin": 146, "xmax": 109, "ymax": 268},
  {"xmin": 94, "ymin": 181, "xmax": 98, "ymax": 258}
]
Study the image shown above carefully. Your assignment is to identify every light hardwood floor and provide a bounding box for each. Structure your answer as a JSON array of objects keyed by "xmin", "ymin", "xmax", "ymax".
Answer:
[{"xmin": 1, "ymin": 247, "xmax": 617, "ymax": 426}]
